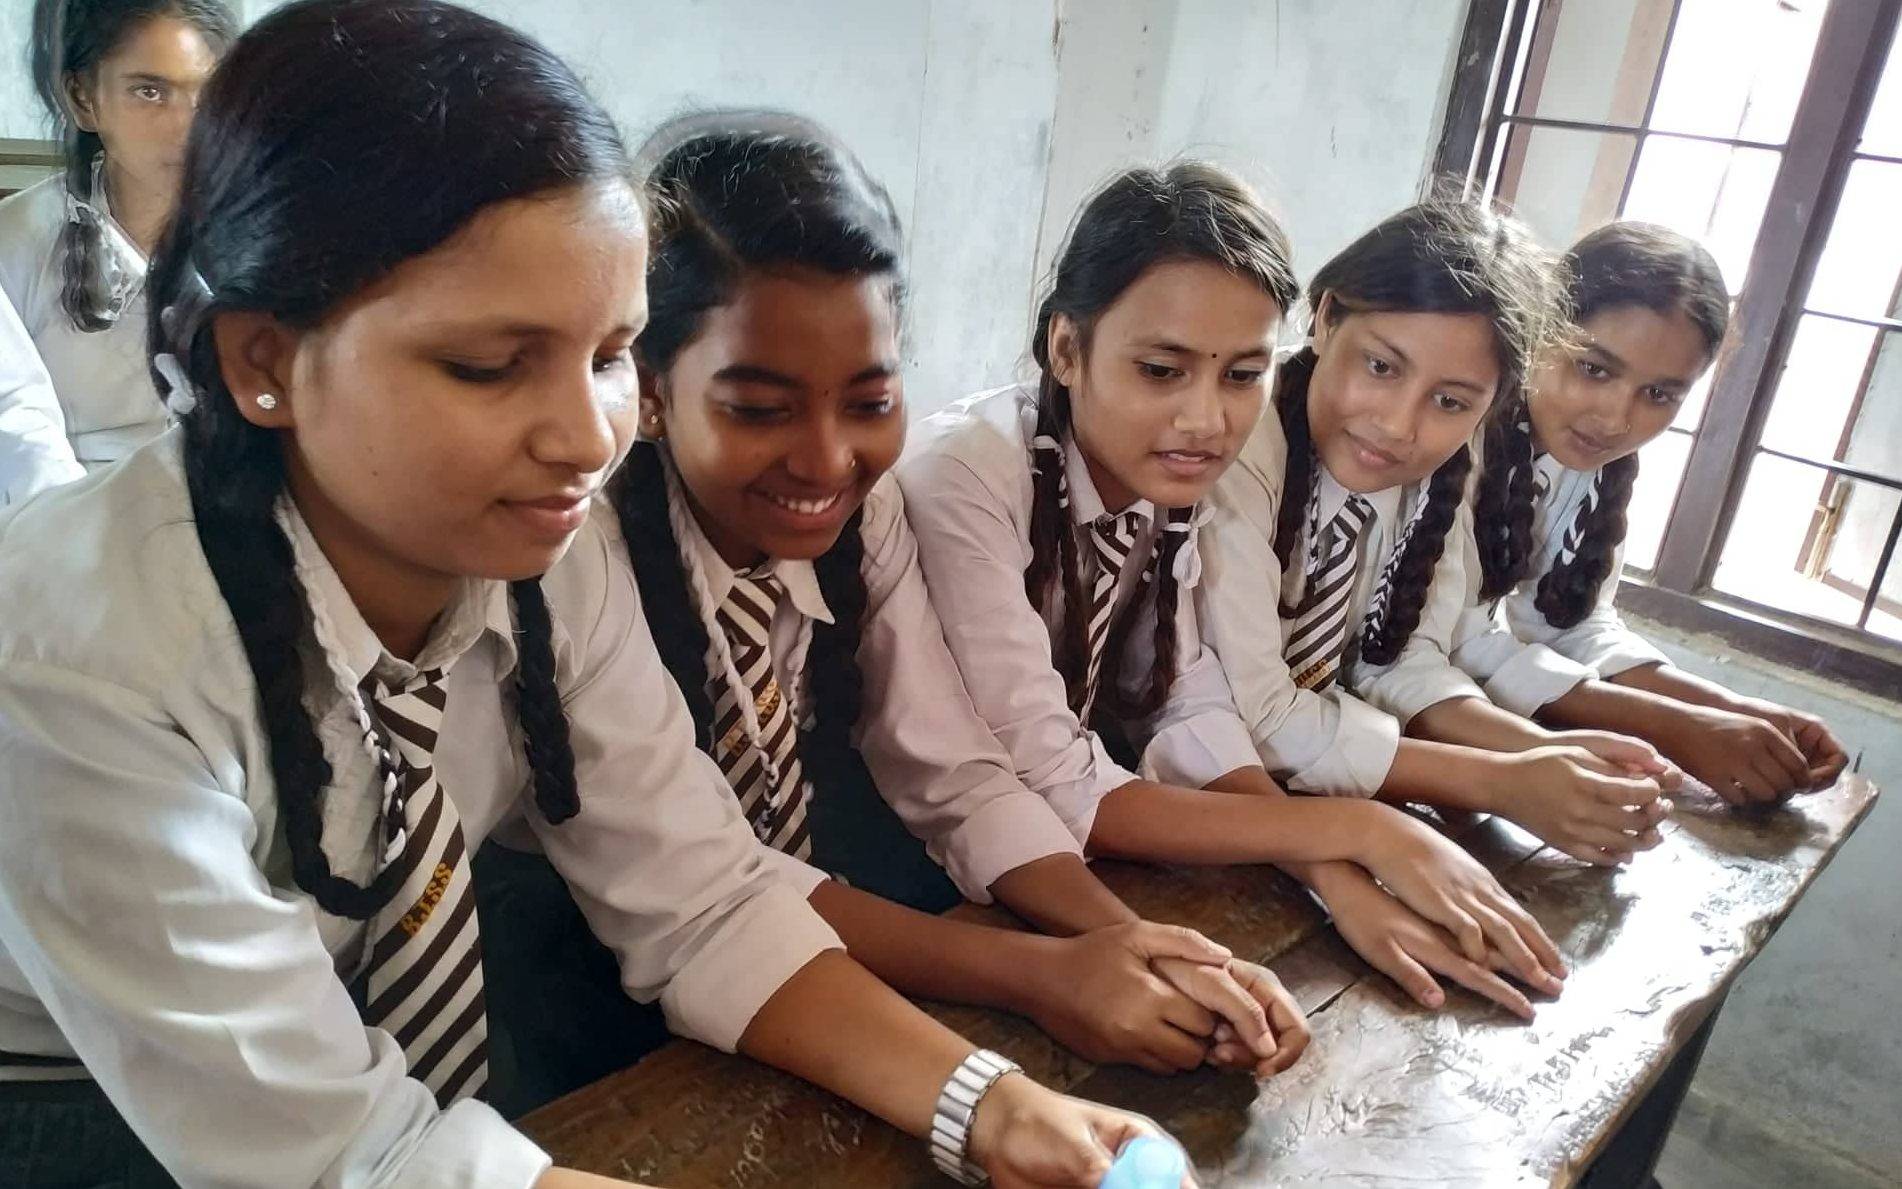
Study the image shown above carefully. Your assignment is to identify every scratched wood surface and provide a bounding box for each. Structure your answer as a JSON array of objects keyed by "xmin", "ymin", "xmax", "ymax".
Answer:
[{"xmin": 520, "ymin": 775, "xmax": 1879, "ymax": 1187}]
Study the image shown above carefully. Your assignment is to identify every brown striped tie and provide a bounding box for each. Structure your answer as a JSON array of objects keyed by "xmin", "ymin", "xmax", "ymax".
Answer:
[
  {"xmin": 1285, "ymin": 495, "xmax": 1374, "ymax": 693},
  {"xmin": 711, "ymin": 573, "xmax": 812, "ymax": 859},
  {"xmin": 1079, "ymin": 511, "xmax": 1144, "ymax": 721},
  {"xmin": 356, "ymin": 666, "xmax": 488, "ymax": 1106}
]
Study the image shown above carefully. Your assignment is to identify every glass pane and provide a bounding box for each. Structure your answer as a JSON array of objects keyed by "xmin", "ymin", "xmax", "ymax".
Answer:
[
  {"xmin": 1515, "ymin": 0, "xmax": 1667, "ymax": 127},
  {"xmin": 1678, "ymin": 367, "xmax": 1714, "ymax": 432},
  {"xmin": 1840, "ymin": 330, "xmax": 1902, "ymax": 483},
  {"xmin": 1860, "ymin": 25, "xmax": 1902, "ymax": 157},
  {"xmin": 1624, "ymin": 428, "xmax": 1694, "ymax": 572},
  {"xmin": 1803, "ymin": 159, "xmax": 1902, "ymax": 320},
  {"xmin": 1496, "ymin": 124, "xmax": 1637, "ymax": 250},
  {"xmin": 1620, "ymin": 137, "xmax": 1781, "ymax": 290},
  {"xmin": 1648, "ymin": 0, "xmax": 1830, "ymax": 145},
  {"xmin": 1712, "ymin": 453, "xmax": 1901, "ymax": 629},
  {"xmin": 1759, "ymin": 315, "xmax": 1883, "ymax": 462},
  {"xmin": 1516, "ymin": 0, "xmax": 1828, "ymax": 145}
]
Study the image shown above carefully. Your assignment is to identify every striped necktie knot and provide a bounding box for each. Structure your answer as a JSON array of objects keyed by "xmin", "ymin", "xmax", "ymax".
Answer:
[{"xmin": 1284, "ymin": 495, "xmax": 1374, "ymax": 693}]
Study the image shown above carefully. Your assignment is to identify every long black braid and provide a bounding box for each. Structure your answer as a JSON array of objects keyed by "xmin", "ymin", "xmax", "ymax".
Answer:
[{"xmin": 148, "ymin": 0, "xmax": 618, "ymax": 917}]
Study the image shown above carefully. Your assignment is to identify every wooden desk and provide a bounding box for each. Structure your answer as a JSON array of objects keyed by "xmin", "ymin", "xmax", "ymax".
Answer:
[{"xmin": 521, "ymin": 776, "xmax": 1878, "ymax": 1187}]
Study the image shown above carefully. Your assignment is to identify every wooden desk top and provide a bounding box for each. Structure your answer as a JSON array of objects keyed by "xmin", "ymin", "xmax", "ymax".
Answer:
[{"xmin": 521, "ymin": 776, "xmax": 1879, "ymax": 1187}]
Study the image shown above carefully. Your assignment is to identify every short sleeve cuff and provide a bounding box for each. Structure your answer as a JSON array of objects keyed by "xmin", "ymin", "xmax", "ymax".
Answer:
[
  {"xmin": 658, "ymin": 884, "xmax": 844, "ymax": 1052},
  {"xmin": 1140, "ymin": 712, "xmax": 1260, "ymax": 791},
  {"xmin": 1484, "ymin": 643, "xmax": 1595, "ymax": 716},
  {"xmin": 934, "ymin": 792, "xmax": 1086, "ymax": 904},
  {"xmin": 1285, "ymin": 695, "xmax": 1399, "ymax": 798}
]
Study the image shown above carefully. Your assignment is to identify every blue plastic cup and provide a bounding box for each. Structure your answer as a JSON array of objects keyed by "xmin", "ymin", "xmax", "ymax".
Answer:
[{"xmin": 1099, "ymin": 1134, "xmax": 1189, "ymax": 1188}]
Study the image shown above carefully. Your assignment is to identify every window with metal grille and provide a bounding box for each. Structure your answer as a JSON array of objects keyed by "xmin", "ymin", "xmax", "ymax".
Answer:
[{"xmin": 1438, "ymin": 0, "xmax": 1902, "ymax": 658}]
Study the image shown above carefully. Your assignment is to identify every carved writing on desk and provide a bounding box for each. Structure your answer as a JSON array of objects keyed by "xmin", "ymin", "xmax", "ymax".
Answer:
[
  {"xmin": 519, "ymin": 776, "xmax": 1877, "ymax": 1188},
  {"xmin": 1199, "ymin": 775, "xmax": 1877, "ymax": 1188}
]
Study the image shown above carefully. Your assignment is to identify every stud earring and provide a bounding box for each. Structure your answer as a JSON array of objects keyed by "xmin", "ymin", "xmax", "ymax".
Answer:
[{"xmin": 255, "ymin": 393, "xmax": 279, "ymax": 411}]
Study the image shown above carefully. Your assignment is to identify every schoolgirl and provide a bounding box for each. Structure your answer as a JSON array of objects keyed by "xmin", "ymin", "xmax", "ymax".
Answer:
[
  {"xmin": 0, "ymin": 0, "xmax": 234, "ymax": 491},
  {"xmin": 1453, "ymin": 221, "xmax": 1847, "ymax": 805},
  {"xmin": 0, "ymin": 6, "xmax": 1177, "ymax": 1186}
]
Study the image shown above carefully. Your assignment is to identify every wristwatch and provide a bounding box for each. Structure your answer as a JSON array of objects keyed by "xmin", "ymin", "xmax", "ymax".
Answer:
[{"xmin": 928, "ymin": 1048, "xmax": 1022, "ymax": 1184}]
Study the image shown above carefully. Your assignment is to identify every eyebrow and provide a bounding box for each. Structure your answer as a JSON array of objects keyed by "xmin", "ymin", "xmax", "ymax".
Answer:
[
  {"xmin": 1138, "ymin": 338, "xmax": 1271, "ymax": 361},
  {"xmin": 1582, "ymin": 342, "xmax": 1630, "ymax": 373},
  {"xmin": 417, "ymin": 319, "xmax": 643, "ymax": 343},
  {"xmin": 1368, "ymin": 329, "xmax": 1490, "ymax": 394},
  {"xmin": 121, "ymin": 72, "xmax": 189, "ymax": 87},
  {"xmin": 712, "ymin": 361, "xmax": 898, "ymax": 390}
]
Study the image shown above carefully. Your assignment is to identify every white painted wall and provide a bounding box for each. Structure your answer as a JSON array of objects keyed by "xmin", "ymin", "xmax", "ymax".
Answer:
[
  {"xmin": 7, "ymin": 0, "xmax": 1469, "ymax": 412},
  {"xmin": 0, "ymin": 0, "xmax": 49, "ymax": 140}
]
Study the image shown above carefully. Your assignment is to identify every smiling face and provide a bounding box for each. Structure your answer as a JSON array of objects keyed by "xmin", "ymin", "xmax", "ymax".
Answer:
[
  {"xmin": 1528, "ymin": 303, "xmax": 1714, "ymax": 472},
  {"xmin": 1049, "ymin": 258, "xmax": 1282, "ymax": 512},
  {"xmin": 643, "ymin": 266, "xmax": 904, "ymax": 568},
  {"xmin": 1305, "ymin": 298, "xmax": 1502, "ymax": 494}
]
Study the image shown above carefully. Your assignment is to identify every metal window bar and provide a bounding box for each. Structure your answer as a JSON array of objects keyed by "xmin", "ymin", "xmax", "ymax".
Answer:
[
  {"xmin": 1496, "ymin": 113, "xmax": 1784, "ymax": 155},
  {"xmin": 1805, "ymin": 308, "xmax": 1902, "ymax": 334},
  {"xmin": 1857, "ymin": 150, "xmax": 1902, "ymax": 167},
  {"xmin": 1755, "ymin": 444, "xmax": 1902, "ymax": 493},
  {"xmin": 1478, "ymin": 0, "xmax": 1545, "ymax": 197}
]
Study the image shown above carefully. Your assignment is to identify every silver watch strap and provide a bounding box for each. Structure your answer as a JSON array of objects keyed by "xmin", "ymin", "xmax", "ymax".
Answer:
[{"xmin": 929, "ymin": 1048, "xmax": 1021, "ymax": 1185}]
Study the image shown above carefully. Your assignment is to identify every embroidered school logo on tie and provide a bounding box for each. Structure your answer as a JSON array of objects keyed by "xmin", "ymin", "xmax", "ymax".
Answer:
[
  {"xmin": 354, "ymin": 666, "xmax": 489, "ymax": 1107},
  {"xmin": 711, "ymin": 572, "xmax": 813, "ymax": 859},
  {"xmin": 1285, "ymin": 495, "xmax": 1374, "ymax": 693},
  {"xmin": 1080, "ymin": 510, "xmax": 1144, "ymax": 721}
]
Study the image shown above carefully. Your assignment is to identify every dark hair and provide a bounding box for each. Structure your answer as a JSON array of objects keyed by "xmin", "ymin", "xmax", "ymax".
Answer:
[
  {"xmin": 1028, "ymin": 162, "xmax": 1298, "ymax": 719},
  {"xmin": 147, "ymin": 0, "xmax": 630, "ymax": 919},
  {"xmin": 1519, "ymin": 221, "xmax": 1728, "ymax": 626},
  {"xmin": 1272, "ymin": 196, "xmax": 1561, "ymax": 665},
  {"xmin": 610, "ymin": 114, "xmax": 902, "ymax": 821},
  {"xmin": 29, "ymin": 0, "xmax": 237, "ymax": 332}
]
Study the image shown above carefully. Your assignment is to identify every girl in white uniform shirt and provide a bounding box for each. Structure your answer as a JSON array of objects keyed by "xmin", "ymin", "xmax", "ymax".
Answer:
[
  {"xmin": 481, "ymin": 113, "xmax": 1307, "ymax": 1104},
  {"xmin": 0, "ymin": 0, "xmax": 232, "ymax": 489},
  {"xmin": 1454, "ymin": 222, "xmax": 1847, "ymax": 805},
  {"xmin": 0, "ymin": 5, "xmax": 1176, "ymax": 1187},
  {"xmin": 1202, "ymin": 200, "xmax": 1681, "ymax": 879},
  {"xmin": 902, "ymin": 165, "xmax": 1568, "ymax": 1022},
  {"xmin": 0, "ymin": 287, "xmax": 84, "ymax": 504}
]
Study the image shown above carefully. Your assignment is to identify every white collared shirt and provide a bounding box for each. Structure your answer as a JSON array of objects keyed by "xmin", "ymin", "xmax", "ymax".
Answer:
[
  {"xmin": 1199, "ymin": 412, "xmax": 1486, "ymax": 797},
  {"xmin": 0, "ymin": 167, "xmax": 164, "ymax": 474},
  {"xmin": 610, "ymin": 458, "xmax": 1080, "ymax": 902},
  {"xmin": 1450, "ymin": 452, "xmax": 1667, "ymax": 714},
  {"xmin": 898, "ymin": 385, "xmax": 1260, "ymax": 845},
  {"xmin": 0, "ymin": 285, "xmax": 83, "ymax": 504},
  {"xmin": 0, "ymin": 432, "xmax": 842, "ymax": 1188}
]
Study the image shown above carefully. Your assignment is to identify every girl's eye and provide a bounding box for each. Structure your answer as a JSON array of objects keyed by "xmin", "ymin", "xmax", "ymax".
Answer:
[
  {"xmin": 592, "ymin": 349, "xmax": 632, "ymax": 375},
  {"xmin": 1364, "ymin": 353, "xmax": 1394, "ymax": 377},
  {"xmin": 850, "ymin": 395, "xmax": 897, "ymax": 418},
  {"xmin": 1226, "ymin": 367, "xmax": 1267, "ymax": 385},
  {"xmin": 1433, "ymin": 392, "xmax": 1472, "ymax": 414},
  {"xmin": 1645, "ymin": 385, "xmax": 1680, "ymax": 406},
  {"xmin": 722, "ymin": 403, "xmax": 792, "ymax": 425},
  {"xmin": 1137, "ymin": 361, "xmax": 1182, "ymax": 381},
  {"xmin": 1577, "ymin": 359, "xmax": 1611, "ymax": 381},
  {"xmin": 132, "ymin": 85, "xmax": 165, "ymax": 103},
  {"xmin": 443, "ymin": 359, "xmax": 517, "ymax": 384}
]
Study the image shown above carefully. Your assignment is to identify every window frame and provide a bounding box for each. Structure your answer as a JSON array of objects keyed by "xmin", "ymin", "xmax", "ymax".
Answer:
[{"xmin": 1437, "ymin": 0, "xmax": 1902, "ymax": 681}]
